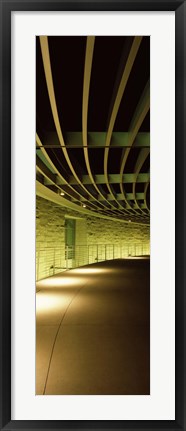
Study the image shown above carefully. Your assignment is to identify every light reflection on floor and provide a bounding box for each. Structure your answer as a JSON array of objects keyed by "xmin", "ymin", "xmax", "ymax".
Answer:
[
  {"xmin": 36, "ymin": 258, "xmax": 150, "ymax": 395},
  {"xmin": 37, "ymin": 275, "xmax": 86, "ymax": 288}
]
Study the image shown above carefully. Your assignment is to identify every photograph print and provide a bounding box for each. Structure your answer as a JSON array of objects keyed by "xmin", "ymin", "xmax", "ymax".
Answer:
[{"xmin": 35, "ymin": 35, "xmax": 150, "ymax": 395}]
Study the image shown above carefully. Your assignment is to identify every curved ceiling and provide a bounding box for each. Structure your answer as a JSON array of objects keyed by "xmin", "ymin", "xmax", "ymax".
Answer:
[{"xmin": 36, "ymin": 35, "xmax": 150, "ymax": 225}]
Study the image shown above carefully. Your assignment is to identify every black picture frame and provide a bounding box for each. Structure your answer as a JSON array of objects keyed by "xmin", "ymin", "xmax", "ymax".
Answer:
[{"xmin": 0, "ymin": 0, "xmax": 185, "ymax": 430}]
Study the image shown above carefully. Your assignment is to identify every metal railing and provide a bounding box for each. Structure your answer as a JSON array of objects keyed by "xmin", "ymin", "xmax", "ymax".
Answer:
[{"xmin": 36, "ymin": 242, "xmax": 150, "ymax": 281}]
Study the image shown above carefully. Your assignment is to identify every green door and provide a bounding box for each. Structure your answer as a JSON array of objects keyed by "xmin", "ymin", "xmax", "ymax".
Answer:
[{"xmin": 65, "ymin": 218, "xmax": 75, "ymax": 259}]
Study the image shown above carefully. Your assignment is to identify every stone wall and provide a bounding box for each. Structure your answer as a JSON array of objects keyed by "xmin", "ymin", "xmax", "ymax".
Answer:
[
  {"xmin": 36, "ymin": 196, "xmax": 87, "ymax": 279},
  {"xmin": 36, "ymin": 196, "xmax": 150, "ymax": 280},
  {"xmin": 86, "ymin": 216, "xmax": 149, "ymax": 245}
]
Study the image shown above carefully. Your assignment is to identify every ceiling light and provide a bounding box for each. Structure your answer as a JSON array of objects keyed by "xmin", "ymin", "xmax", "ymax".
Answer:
[
  {"xmin": 60, "ymin": 191, "xmax": 65, "ymax": 196},
  {"xmin": 128, "ymin": 219, "xmax": 131, "ymax": 223},
  {"xmin": 83, "ymin": 204, "xmax": 86, "ymax": 208}
]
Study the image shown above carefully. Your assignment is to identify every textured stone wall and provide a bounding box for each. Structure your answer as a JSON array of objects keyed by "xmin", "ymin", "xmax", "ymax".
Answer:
[
  {"xmin": 86, "ymin": 217, "xmax": 150, "ymax": 263},
  {"xmin": 36, "ymin": 196, "xmax": 87, "ymax": 279},
  {"xmin": 36, "ymin": 196, "xmax": 150, "ymax": 280},
  {"xmin": 86, "ymin": 216, "xmax": 149, "ymax": 245},
  {"xmin": 36, "ymin": 198, "xmax": 66, "ymax": 249}
]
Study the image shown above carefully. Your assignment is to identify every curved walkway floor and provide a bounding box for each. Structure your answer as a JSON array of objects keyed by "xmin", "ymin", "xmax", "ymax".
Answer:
[{"xmin": 36, "ymin": 258, "xmax": 150, "ymax": 395}]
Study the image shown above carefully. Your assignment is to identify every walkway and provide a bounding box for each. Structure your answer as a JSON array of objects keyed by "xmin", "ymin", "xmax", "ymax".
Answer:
[{"xmin": 36, "ymin": 258, "xmax": 150, "ymax": 395}]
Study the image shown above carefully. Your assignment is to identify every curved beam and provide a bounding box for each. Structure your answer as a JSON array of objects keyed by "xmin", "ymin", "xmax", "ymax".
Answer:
[
  {"xmin": 103, "ymin": 36, "xmax": 143, "ymax": 209},
  {"xmin": 39, "ymin": 36, "xmax": 107, "ymax": 211},
  {"xmin": 132, "ymin": 148, "xmax": 150, "ymax": 214},
  {"xmin": 36, "ymin": 142, "xmax": 144, "ymax": 219},
  {"xmin": 68, "ymin": 172, "xmax": 150, "ymax": 185},
  {"xmin": 144, "ymin": 179, "xmax": 150, "ymax": 212},
  {"xmin": 36, "ymin": 180, "xmax": 150, "ymax": 226},
  {"xmin": 38, "ymin": 36, "xmax": 149, "ymax": 222},
  {"xmin": 36, "ymin": 133, "xmax": 102, "ymax": 211},
  {"xmin": 120, "ymin": 80, "xmax": 150, "ymax": 209},
  {"xmin": 82, "ymin": 36, "xmax": 116, "ymax": 211}
]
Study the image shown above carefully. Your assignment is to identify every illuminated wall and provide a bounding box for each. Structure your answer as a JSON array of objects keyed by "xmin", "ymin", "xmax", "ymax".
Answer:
[{"xmin": 36, "ymin": 196, "xmax": 150, "ymax": 280}]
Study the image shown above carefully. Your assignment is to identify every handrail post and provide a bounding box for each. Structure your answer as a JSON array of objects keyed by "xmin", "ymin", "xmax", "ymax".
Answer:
[
  {"xmin": 66, "ymin": 246, "xmax": 68, "ymax": 269},
  {"xmin": 37, "ymin": 248, "xmax": 40, "ymax": 282},
  {"xmin": 53, "ymin": 248, "xmax": 55, "ymax": 275}
]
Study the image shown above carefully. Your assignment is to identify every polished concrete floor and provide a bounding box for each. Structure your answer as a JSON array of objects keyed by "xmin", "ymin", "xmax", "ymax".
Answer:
[{"xmin": 36, "ymin": 258, "xmax": 150, "ymax": 395}]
